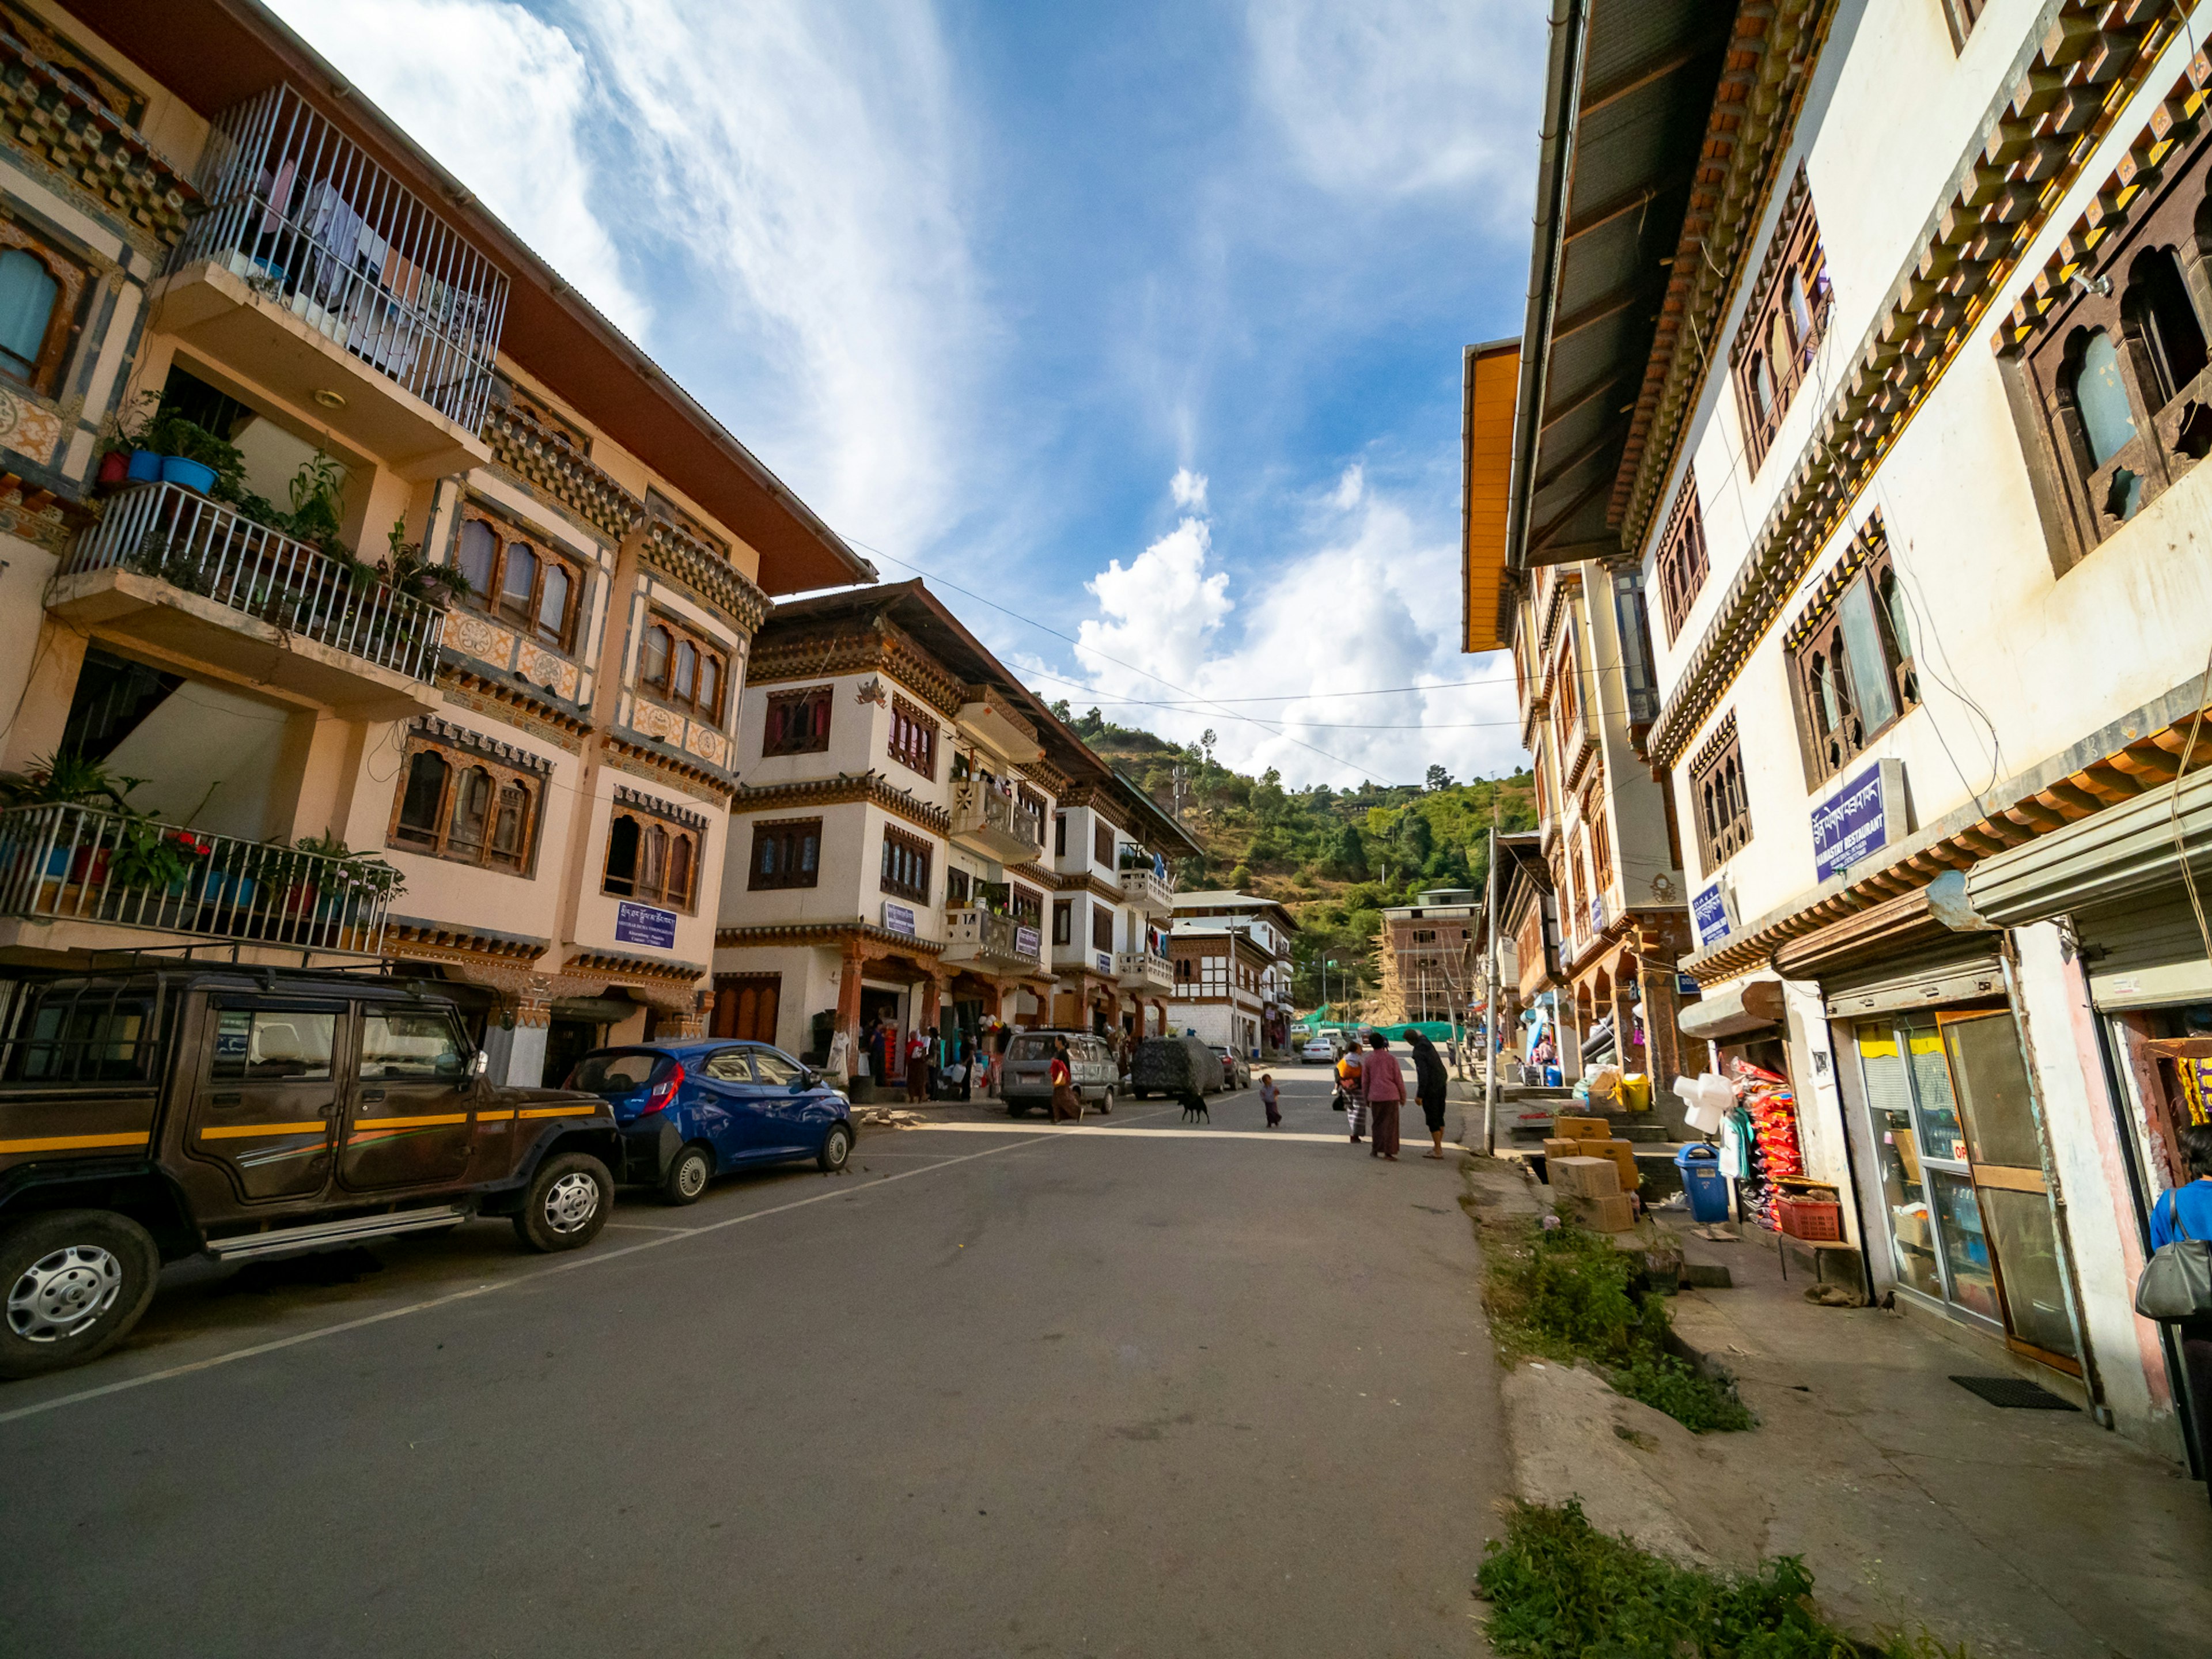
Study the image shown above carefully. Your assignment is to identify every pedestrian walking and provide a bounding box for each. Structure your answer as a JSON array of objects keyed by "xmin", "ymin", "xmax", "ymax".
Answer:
[
  {"xmin": 989, "ymin": 1019, "xmax": 1013, "ymax": 1097},
  {"xmin": 904, "ymin": 1027, "xmax": 929, "ymax": 1103},
  {"xmin": 1259, "ymin": 1073, "xmax": 1281, "ymax": 1128},
  {"xmin": 2150, "ymin": 1124, "xmax": 2212, "ymax": 1501},
  {"xmin": 1336, "ymin": 1047, "xmax": 1366, "ymax": 1143},
  {"xmin": 1407, "ymin": 1029, "xmax": 1449, "ymax": 1160},
  {"xmin": 1359, "ymin": 1030, "xmax": 1404, "ymax": 1161},
  {"xmin": 1049, "ymin": 1035, "xmax": 1082, "ymax": 1123}
]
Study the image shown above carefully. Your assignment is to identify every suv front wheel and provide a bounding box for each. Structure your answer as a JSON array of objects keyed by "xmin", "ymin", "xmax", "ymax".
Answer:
[
  {"xmin": 0, "ymin": 1209, "xmax": 160, "ymax": 1380},
  {"xmin": 514, "ymin": 1152, "xmax": 612, "ymax": 1252}
]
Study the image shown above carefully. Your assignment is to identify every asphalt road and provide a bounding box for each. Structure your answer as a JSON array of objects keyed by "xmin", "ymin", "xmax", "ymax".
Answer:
[{"xmin": 1, "ymin": 1065, "xmax": 1503, "ymax": 1658}]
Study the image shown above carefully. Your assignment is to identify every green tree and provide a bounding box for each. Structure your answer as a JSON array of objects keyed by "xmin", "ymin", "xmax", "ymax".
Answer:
[
  {"xmin": 1330, "ymin": 823, "xmax": 1369, "ymax": 880},
  {"xmin": 1425, "ymin": 764, "xmax": 1453, "ymax": 791}
]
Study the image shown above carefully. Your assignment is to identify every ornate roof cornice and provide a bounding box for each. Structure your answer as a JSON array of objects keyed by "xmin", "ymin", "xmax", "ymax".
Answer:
[
  {"xmin": 603, "ymin": 734, "xmax": 733, "ymax": 805},
  {"xmin": 747, "ymin": 619, "xmax": 967, "ymax": 718},
  {"xmin": 612, "ymin": 783, "xmax": 710, "ymax": 834},
  {"xmin": 0, "ymin": 29, "xmax": 198, "ymax": 253},
  {"xmin": 728, "ymin": 771, "xmax": 952, "ymax": 836},
  {"xmin": 382, "ymin": 918, "xmax": 548, "ymax": 964},
  {"xmin": 562, "ymin": 949, "xmax": 707, "ymax": 985},
  {"xmin": 1649, "ymin": 20, "xmax": 2199, "ymax": 769},
  {"xmin": 411, "ymin": 713, "xmax": 554, "ymax": 775},
  {"xmin": 1017, "ymin": 757, "xmax": 1069, "ymax": 798},
  {"xmin": 434, "ymin": 662, "xmax": 592, "ymax": 739},
  {"xmin": 1617, "ymin": 7, "xmax": 1837, "ymax": 544}
]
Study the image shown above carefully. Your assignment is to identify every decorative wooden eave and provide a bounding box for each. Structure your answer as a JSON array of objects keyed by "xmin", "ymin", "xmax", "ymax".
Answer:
[
  {"xmin": 562, "ymin": 948, "xmax": 709, "ymax": 985},
  {"xmin": 0, "ymin": 469, "xmax": 93, "ymax": 548},
  {"xmin": 641, "ymin": 518, "xmax": 770, "ymax": 636},
  {"xmin": 480, "ymin": 403, "xmax": 641, "ymax": 544},
  {"xmin": 1615, "ymin": 1, "xmax": 1838, "ymax": 547},
  {"xmin": 382, "ymin": 918, "xmax": 549, "ymax": 964},
  {"xmin": 1005, "ymin": 861, "xmax": 1056, "ymax": 892},
  {"xmin": 728, "ymin": 771, "xmax": 952, "ymax": 837},
  {"xmin": 603, "ymin": 733, "xmax": 734, "ymax": 805},
  {"xmin": 1683, "ymin": 690, "xmax": 2210, "ymax": 987},
  {"xmin": 714, "ymin": 919, "xmax": 947, "ymax": 956},
  {"xmin": 1017, "ymin": 757, "xmax": 1070, "ymax": 798},
  {"xmin": 1649, "ymin": 10, "xmax": 2200, "ymax": 771},
  {"xmin": 434, "ymin": 662, "xmax": 592, "ymax": 739},
  {"xmin": 611, "ymin": 783, "xmax": 711, "ymax": 835},
  {"xmin": 2000, "ymin": 60, "xmax": 2209, "ymax": 353},
  {"xmin": 1782, "ymin": 513, "xmax": 1888, "ymax": 651},
  {"xmin": 1049, "ymin": 870, "xmax": 1124, "ymax": 902},
  {"xmin": 1536, "ymin": 570, "xmax": 1580, "ymax": 665},
  {"xmin": 0, "ymin": 29, "xmax": 199, "ymax": 253}
]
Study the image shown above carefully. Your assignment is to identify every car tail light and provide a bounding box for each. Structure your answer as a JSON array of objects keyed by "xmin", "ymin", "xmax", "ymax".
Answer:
[{"xmin": 642, "ymin": 1062, "xmax": 685, "ymax": 1115}]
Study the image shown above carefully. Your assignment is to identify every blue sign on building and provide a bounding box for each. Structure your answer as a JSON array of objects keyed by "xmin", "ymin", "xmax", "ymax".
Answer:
[
  {"xmin": 1812, "ymin": 759, "xmax": 1903, "ymax": 884},
  {"xmin": 613, "ymin": 900, "xmax": 677, "ymax": 950},
  {"xmin": 1691, "ymin": 881, "xmax": 1731, "ymax": 948},
  {"xmin": 880, "ymin": 901, "xmax": 916, "ymax": 938}
]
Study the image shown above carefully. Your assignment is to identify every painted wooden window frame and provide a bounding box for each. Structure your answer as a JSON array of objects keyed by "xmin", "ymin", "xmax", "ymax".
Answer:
[
  {"xmin": 748, "ymin": 816, "xmax": 823, "ymax": 891},
  {"xmin": 762, "ymin": 685, "xmax": 832, "ymax": 756},
  {"xmin": 387, "ymin": 736, "xmax": 542, "ymax": 876},
  {"xmin": 602, "ymin": 806, "xmax": 699, "ymax": 914},
  {"xmin": 1688, "ymin": 713, "xmax": 1753, "ymax": 876},
  {"xmin": 1730, "ymin": 171, "xmax": 1832, "ymax": 472},
  {"xmin": 888, "ymin": 693, "xmax": 937, "ymax": 779},
  {"xmin": 880, "ymin": 824, "xmax": 933, "ymax": 903}
]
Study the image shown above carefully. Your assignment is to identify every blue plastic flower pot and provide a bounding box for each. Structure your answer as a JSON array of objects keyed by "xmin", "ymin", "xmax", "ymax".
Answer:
[
  {"xmin": 1675, "ymin": 1144, "xmax": 1732, "ymax": 1224},
  {"xmin": 160, "ymin": 456, "xmax": 218, "ymax": 493},
  {"xmin": 126, "ymin": 449, "xmax": 163, "ymax": 482}
]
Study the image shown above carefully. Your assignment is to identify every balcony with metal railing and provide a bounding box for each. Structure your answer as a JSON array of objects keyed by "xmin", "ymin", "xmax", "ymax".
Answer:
[
  {"xmin": 49, "ymin": 481, "xmax": 443, "ymax": 719},
  {"xmin": 942, "ymin": 905, "xmax": 1041, "ymax": 972},
  {"xmin": 160, "ymin": 84, "xmax": 504, "ymax": 478},
  {"xmin": 1116, "ymin": 851, "xmax": 1174, "ymax": 918},
  {"xmin": 1115, "ymin": 949, "xmax": 1172, "ymax": 991},
  {"xmin": 950, "ymin": 779, "xmax": 1041, "ymax": 865},
  {"xmin": 0, "ymin": 802, "xmax": 396, "ymax": 955}
]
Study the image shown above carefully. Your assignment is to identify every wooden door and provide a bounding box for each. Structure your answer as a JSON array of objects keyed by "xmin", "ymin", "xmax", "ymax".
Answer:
[{"xmin": 713, "ymin": 976, "xmax": 781, "ymax": 1044}]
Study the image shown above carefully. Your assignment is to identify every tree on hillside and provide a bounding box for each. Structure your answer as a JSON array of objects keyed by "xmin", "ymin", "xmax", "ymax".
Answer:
[
  {"xmin": 1425, "ymin": 764, "xmax": 1453, "ymax": 791},
  {"xmin": 1330, "ymin": 822, "xmax": 1369, "ymax": 880}
]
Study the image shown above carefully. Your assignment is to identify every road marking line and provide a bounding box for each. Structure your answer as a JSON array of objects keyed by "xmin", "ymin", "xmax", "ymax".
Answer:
[
  {"xmin": 902, "ymin": 1123, "xmax": 1357, "ymax": 1143},
  {"xmin": 0, "ymin": 1126, "xmax": 1158, "ymax": 1429}
]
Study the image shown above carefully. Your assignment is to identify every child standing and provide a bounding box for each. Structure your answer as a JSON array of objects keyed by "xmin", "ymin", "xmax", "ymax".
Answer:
[{"xmin": 1259, "ymin": 1073, "xmax": 1281, "ymax": 1128}]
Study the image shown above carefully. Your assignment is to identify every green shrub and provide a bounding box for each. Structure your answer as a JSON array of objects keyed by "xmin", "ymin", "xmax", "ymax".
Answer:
[
  {"xmin": 1611, "ymin": 1353, "xmax": 1755, "ymax": 1434},
  {"xmin": 1478, "ymin": 1499, "xmax": 1967, "ymax": 1658}
]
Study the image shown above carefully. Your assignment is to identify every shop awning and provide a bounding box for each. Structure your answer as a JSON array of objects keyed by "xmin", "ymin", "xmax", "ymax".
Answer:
[
  {"xmin": 1676, "ymin": 978, "xmax": 1785, "ymax": 1041},
  {"xmin": 1965, "ymin": 765, "xmax": 2212, "ymax": 926}
]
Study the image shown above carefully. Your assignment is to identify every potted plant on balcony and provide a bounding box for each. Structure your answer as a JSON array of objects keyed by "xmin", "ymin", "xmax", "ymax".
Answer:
[
  {"xmin": 140, "ymin": 407, "xmax": 243, "ymax": 497},
  {"xmin": 94, "ymin": 389, "xmax": 158, "ymax": 489},
  {"xmin": 380, "ymin": 517, "xmax": 469, "ymax": 609},
  {"xmin": 0, "ymin": 750, "xmax": 146, "ymax": 895},
  {"xmin": 274, "ymin": 832, "xmax": 405, "ymax": 946},
  {"xmin": 107, "ymin": 819, "xmax": 213, "ymax": 923}
]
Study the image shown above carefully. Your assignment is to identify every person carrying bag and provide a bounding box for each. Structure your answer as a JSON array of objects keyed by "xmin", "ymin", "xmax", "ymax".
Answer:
[{"xmin": 2139, "ymin": 1125, "xmax": 2212, "ymax": 1507}]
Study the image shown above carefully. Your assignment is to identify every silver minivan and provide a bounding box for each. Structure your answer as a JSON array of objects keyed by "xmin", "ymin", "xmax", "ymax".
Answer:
[{"xmin": 1001, "ymin": 1030, "xmax": 1119, "ymax": 1116}]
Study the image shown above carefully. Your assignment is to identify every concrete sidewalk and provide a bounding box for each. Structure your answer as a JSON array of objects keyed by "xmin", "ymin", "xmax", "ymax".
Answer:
[{"xmin": 1465, "ymin": 1152, "xmax": 2212, "ymax": 1658}]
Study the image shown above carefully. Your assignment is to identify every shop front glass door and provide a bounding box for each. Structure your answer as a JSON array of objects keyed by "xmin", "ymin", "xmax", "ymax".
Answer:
[
  {"xmin": 1940, "ymin": 1011, "xmax": 2079, "ymax": 1368},
  {"xmin": 1855, "ymin": 1023, "xmax": 1943, "ymax": 1300},
  {"xmin": 1854, "ymin": 1019, "xmax": 1998, "ymax": 1324}
]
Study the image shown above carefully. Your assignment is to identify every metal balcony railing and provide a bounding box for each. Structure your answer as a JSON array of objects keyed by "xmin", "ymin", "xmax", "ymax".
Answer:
[
  {"xmin": 0, "ymin": 803, "xmax": 395, "ymax": 953},
  {"xmin": 950, "ymin": 779, "xmax": 1041, "ymax": 861},
  {"xmin": 176, "ymin": 84, "xmax": 508, "ymax": 430},
  {"xmin": 69, "ymin": 482, "xmax": 445, "ymax": 683}
]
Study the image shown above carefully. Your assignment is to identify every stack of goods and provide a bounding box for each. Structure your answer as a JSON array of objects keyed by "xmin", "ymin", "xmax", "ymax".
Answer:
[
  {"xmin": 1549, "ymin": 1154, "xmax": 1635, "ymax": 1233},
  {"xmin": 1731, "ymin": 1060, "xmax": 1801, "ymax": 1233},
  {"xmin": 1543, "ymin": 1115, "xmax": 1639, "ymax": 1192}
]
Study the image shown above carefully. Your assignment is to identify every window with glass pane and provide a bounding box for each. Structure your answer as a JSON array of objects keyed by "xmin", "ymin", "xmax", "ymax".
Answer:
[
  {"xmin": 1906, "ymin": 1024, "xmax": 1967, "ymax": 1161},
  {"xmin": 697, "ymin": 653, "xmax": 721, "ymax": 721},
  {"xmin": 1979, "ymin": 1187, "xmax": 2078, "ymax": 1357},
  {"xmin": 396, "ymin": 750, "xmax": 446, "ymax": 846},
  {"xmin": 388, "ymin": 739, "xmax": 539, "ymax": 871},
  {"xmin": 704, "ymin": 1048, "xmax": 754, "ymax": 1082},
  {"xmin": 0, "ymin": 248, "xmax": 56, "ymax": 382},
  {"xmin": 498, "ymin": 543, "xmax": 537, "ymax": 624},
  {"xmin": 641, "ymin": 824, "xmax": 667, "ymax": 895},
  {"xmin": 490, "ymin": 783, "xmax": 528, "ymax": 868},
  {"xmin": 2073, "ymin": 331, "xmax": 2138, "ymax": 465},
  {"xmin": 448, "ymin": 767, "xmax": 493, "ymax": 854},
  {"xmin": 360, "ymin": 1009, "xmax": 465, "ymax": 1081},
  {"xmin": 1836, "ymin": 581, "xmax": 1896, "ymax": 732},
  {"xmin": 1856, "ymin": 1022, "xmax": 1943, "ymax": 1300},
  {"xmin": 535, "ymin": 561, "xmax": 569, "ymax": 643},
  {"xmin": 456, "ymin": 519, "xmax": 497, "ymax": 597},
  {"xmin": 642, "ymin": 626, "xmax": 672, "ymax": 687},
  {"xmin": 667, "ymin": 833, "xmax": 694, "ymax": 907},
  {"xmin": 750, "ymin": 819, "xmax": 823, "ymax": 890},
  {"xmin": 750, "ymin": 1048, "xmax": 804, "ymax": 1086},
  {"xmin": 1941, "ymin": 1013, "xmax": 2043, "ymax": 1171},
  {"xmin": 211, "ymin": 1007, "xmax": 336, "ymax": 1082},
  {"xmin": 672, "ymin": 640, "xmax": 696, "ymax": 701},
  {"xmin": 1929, "ymin": 1169, "xmax": 2002, "ymax": 1320}
]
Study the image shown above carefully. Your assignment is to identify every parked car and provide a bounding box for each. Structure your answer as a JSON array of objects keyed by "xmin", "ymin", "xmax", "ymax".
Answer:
[
  {"xmin": 0, "ymin": 967, "xmax": 623, "ymax": 1379},
  {"xmin": 1129, "ymin": 1034, "xmax": 1222, "ymax": 1098},
  {"xmin": 1213, "ymin": 1046, "xmax": 1252, "ymax": 1090},
  {"xmin": 1298, "ymin": 1032, "xmax": 1344, "ymax": 1065},
  {"xmin": 999, "ymin": 1029, "xmax": 1117, "ymax": 1116},
  {"xmin": 568, "ymin": 1040, "xmax": 854, "ymax": 1204}
]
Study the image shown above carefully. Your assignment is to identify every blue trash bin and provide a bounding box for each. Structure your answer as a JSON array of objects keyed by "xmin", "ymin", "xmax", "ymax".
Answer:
[
  {"xmin": 1542, "ymin": 1063, "xmax": 1563, "ymax": 1089},
  {"xmin": 1675, "ymin": 1143, "xmax": 1730, "ymax": 1224}
]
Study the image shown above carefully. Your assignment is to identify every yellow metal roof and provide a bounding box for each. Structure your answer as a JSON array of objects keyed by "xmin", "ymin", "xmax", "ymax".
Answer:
[{"xmin": 1461, "ymin": 340, "xmax": 1518, "ymax": 654}]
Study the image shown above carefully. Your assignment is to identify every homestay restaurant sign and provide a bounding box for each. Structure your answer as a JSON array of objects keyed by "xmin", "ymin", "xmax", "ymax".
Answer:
[
  {"xmin": 1812, "ymin": 759, "xmax": 1904, "ymax": 884},
  {"xmin": 614, "ymin": 901, "xmax": 677, "ymax": 950}
]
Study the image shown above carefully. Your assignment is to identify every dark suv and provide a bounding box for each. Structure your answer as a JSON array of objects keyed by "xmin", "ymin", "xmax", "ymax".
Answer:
[{"xmin": 0, "ymin": 967, "xmax": 622, "ymax": 1378}]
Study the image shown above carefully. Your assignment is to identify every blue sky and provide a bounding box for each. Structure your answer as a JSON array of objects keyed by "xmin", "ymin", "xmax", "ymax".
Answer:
[{"xmin": 270, "ymin": 0, "xmax": 1546, "ymax": 787}]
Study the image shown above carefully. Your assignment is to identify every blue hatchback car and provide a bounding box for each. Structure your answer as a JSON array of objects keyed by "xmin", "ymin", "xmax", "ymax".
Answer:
[{"xmin": 567, "ymin": 1040, "xmax": 855, "ymax": 1205}]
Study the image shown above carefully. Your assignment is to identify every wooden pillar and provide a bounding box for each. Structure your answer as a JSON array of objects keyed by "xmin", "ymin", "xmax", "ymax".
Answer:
[{"xmin": 837, "ymin": 940, "xmax": 865, "ymax": 1052}]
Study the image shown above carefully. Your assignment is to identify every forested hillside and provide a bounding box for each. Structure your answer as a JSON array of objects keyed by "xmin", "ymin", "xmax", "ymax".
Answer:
[{"xmin": 1047, "ymin": 704, "xmax": 1537, "ymax": 1007}]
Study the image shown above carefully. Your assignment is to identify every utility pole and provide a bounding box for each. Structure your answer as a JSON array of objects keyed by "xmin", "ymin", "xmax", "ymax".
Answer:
[{"xmin": 1483, "ymin": 821, "xmax": 1500, "ymax": 1155}]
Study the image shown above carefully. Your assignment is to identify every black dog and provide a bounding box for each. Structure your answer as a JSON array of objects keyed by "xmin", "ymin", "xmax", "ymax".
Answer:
[{"xmin": 1179, "ymin": 1090, "xmax": 1209, "ymax": 1123}]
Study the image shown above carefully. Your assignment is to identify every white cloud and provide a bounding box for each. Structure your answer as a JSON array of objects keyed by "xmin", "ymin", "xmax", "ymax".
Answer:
[
  {"xmin": 1169, "ymin": 467, "xmax": 1210, "ymax": 511},
  {"xmin": 1245, "ymin": 0, "xmax": 1545, "ymax": 214},
  {"xmin": 264, "ymin": 0, "xmax": 649, "ymax": 337},
  {"xmin": 1055, "ymin": 467, "xmax": 1521, "ymax": 789}
]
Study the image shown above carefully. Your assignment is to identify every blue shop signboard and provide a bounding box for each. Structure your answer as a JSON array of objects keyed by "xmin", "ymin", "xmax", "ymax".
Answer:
[
  {"xmin": 1691, "ymin": 881, "xmax": 1732, "ymax": 948},
  {"xmin": 1812, "ymin": 759, "xmax": 1904, "ymax": 885},
  {"xmin": 880, "ymin": 900, "xmax": 916, "ymax": 938},
  {"xmin": 613, "ymin": 900, "xmax": 677, "ymax": 950}
]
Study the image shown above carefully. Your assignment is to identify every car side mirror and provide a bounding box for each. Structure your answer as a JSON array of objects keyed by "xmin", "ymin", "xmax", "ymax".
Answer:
[{"xmin": 470, "ymin": 1051, "xmax": 489, "ymax": 1078}]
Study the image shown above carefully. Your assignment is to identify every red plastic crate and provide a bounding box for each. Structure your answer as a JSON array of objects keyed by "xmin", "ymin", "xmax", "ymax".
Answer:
[{"xmin": 1777, "ymin": 1195, "xmax": 1843, "ymax": 1241}]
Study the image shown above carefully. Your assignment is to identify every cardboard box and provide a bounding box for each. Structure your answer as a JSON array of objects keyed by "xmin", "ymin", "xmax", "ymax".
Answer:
[
  {"xmin": 1567, "ymin": 1193, "xmax": 1635, "ymax": 1233},
  {"xmin": 1541, "ymin": 1137, "xmax": 1581, "ymax": 1165},
  {"xmin": 1554, "ymin": 1116, "xmax": 1612, "ymax": 1141},
  {"xmin": 1550, "ymin": 1155, "xmax": 1621, "ymax": 1199},
  {"xmin": 1585, "ymin": 1138, "xmax": 1641, "ymax": 1192}
]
